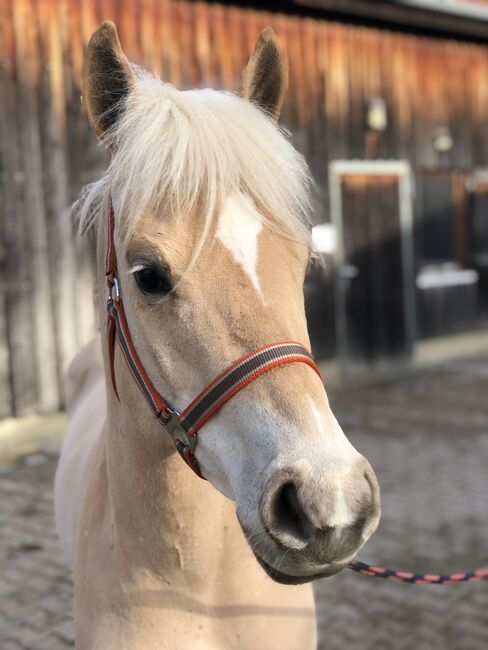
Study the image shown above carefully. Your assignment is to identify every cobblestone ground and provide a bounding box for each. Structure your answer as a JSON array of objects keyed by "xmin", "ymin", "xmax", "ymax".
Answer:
[{"xmin": 1, "ymin": 356, "xmax": 487, "ymax": 649}]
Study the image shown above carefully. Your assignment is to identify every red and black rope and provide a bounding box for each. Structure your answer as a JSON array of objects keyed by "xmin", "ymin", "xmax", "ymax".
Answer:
[{"xmin": 348, "ymin": 560, "xmax": 488, "ymax": 584}]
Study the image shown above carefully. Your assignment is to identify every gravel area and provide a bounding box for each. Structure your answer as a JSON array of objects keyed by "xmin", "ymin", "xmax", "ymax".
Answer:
[{"xmin": 1, "ymin": 356, "xmax": 487, "ymax": 649}]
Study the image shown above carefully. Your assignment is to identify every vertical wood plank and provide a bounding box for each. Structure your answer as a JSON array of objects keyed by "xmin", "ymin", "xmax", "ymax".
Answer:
[
  {"xmin": 37, "ymin": 0, "xmax": 79, "ymax": 394},
  {"xmin": 0, "ymin": 0, "xmax": 14, "ymax": 417},
  {"xmin": 58, "ymin": 0, "xmax": 98, "ymax": 350},
  {"xmin": 194, "ymin": 2, "xmax": 212, "ymax": 85},
  {"xmin": 347, "ymin": 26, "xmax": 366, "ymax": 158},
  {"xmin": 11, "ymin": 0, "xmax": 58, "ymax": 414},
  {"xmin": 226, "ymin": 5, "xmax": 246, "ymax": 92},
  {"xmin": 210, "ymin": 3, "xmax": 233, "ymax": 90}
]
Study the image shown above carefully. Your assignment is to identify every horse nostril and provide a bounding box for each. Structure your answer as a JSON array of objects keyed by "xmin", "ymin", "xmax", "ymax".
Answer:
[{"xmin": 271, "ymin": 481, "xmax": 315, "ymax": 547}]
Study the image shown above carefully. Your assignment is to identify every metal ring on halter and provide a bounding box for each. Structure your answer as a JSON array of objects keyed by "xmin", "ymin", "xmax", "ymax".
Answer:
[{"xmin": 164, "ymin": 408, "xmax": 197, "ymax": 454}]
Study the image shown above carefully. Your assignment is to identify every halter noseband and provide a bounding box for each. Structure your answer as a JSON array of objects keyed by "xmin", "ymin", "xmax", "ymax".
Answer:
[{"xmin": 105, "ymin": 197, "xmax": 321, "ymax": 478}]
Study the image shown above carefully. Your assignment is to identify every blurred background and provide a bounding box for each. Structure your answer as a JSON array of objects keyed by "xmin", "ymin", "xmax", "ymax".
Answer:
[{"xmin": 0, "ymin": 1, "xmax": 487, "ymax": 649}]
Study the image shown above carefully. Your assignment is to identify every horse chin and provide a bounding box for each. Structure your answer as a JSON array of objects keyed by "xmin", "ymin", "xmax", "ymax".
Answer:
[
  {"xmin": 237, "ymin": 514, "xmax": 347, "ymax": 584},
  {"xmin": 252, "ymin": 551, "xmax": 346, "ymax": 585}
]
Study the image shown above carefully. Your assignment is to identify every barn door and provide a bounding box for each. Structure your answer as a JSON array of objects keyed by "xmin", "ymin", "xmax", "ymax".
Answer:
[
  {"xmin": 329, "ymin": 161, "xmax": 415, "ymax": 380},
  {"xmin": 467, "ymin": 172, "xmax": 488, "ymax": 322}
]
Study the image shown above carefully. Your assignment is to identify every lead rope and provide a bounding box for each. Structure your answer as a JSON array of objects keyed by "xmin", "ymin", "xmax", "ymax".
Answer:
[{"xmin": 347, "ymin": 560, "xmax": 488, "ymax": 584}]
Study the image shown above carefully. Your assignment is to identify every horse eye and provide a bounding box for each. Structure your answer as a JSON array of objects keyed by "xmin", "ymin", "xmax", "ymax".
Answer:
[{"xmin": 133, "ymin": 266, "xmax": 172, "ymax": 295}]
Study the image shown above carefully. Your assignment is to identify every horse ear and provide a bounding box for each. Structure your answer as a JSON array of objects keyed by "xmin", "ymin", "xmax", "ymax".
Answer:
[
  {"xmin": 241, "ymin": 28, "xmax": 288, "ymax": 121},
  {"xmin": 82, "ymin": 21, "xmax": 136, "ymax": 144}
]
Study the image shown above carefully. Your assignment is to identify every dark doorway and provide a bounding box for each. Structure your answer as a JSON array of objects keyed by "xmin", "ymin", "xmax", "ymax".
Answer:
[
  {"xmin": 415, "ymin": 171, "xmax": 481, "ymax": 338},
  {"xmin": 330, "ymin": 161, "xmax": 415, "ymax": 380},
  {"xmin": 467, "ymin": 176, "xmax": 488, "ymax": 321}
]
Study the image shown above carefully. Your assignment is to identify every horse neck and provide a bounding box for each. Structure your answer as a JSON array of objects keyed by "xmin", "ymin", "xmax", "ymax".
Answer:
[
  {"xmin": 80, "ymin": 406, "xmax": 317, "ymax": 649},
  {"xmin": 106, "ymin": 404, "xmax": 234, "ymax": 590}
]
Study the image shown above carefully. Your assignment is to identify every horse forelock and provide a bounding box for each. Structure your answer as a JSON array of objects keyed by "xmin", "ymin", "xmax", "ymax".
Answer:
[{"xmin": 75, "ymin": 70, "xmax": 312, "ymax": 257}]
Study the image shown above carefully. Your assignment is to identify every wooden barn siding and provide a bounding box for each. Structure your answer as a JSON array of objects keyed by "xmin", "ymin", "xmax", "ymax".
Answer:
[{"xmin": 0, "ymin": 0, "xmax": 487, "ymax": 417}]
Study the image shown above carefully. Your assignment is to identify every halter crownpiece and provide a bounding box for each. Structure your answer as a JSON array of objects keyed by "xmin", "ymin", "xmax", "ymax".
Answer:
[{"xmin": 105, "ymin": 195, "xmax": 321, "ymax": 478}]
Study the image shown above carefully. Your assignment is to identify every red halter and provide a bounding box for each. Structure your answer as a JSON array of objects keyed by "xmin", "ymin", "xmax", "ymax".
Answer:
[{"xmin": 105, "ymin": 197, "xmax": 321, "ymax": 477}]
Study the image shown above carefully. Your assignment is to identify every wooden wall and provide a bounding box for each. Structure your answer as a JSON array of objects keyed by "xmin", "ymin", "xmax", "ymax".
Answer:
[{"xmin": 0, "ymin": 0, "xmax": 487, "ymax": 417}]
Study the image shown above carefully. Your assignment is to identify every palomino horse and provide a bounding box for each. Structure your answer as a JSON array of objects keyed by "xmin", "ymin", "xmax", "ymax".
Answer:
[{"xmin": 55, "ymin": 21, "xmax": 380, "ymax": 649}]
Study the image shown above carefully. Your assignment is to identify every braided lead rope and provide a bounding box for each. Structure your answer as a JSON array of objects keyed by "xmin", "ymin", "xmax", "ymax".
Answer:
[{"xmin": 348, "ymin": 560, "xmax": 488, "ymax": 584}]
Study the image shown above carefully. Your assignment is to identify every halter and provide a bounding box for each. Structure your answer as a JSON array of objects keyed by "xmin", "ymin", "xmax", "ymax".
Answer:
[{"xmin": 105, "ymin": 197, "xmax": 321, "ymax": 478}]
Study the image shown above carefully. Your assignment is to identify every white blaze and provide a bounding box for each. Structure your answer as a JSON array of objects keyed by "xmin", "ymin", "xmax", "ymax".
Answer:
[
  {"xmin": 309, "ymin": 397, "xmax": 359, "ymax": 529},
  {"xmin": 217, "ymin": 193, "xmax": 263, "ymax": 296}
]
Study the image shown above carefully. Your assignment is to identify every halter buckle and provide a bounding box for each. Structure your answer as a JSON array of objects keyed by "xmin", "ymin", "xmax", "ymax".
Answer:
[
  {"xmin": 165, "ymin": 408, "xmax": 196, "ymax": 453},
  {"xmin": 107, "ymin": 276, "xmax": 120, "ymax": 302}
]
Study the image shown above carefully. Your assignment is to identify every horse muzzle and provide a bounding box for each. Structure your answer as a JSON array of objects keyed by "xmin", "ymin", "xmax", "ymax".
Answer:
[{"xmin": 240, "ymin": 456, "xmax": 381, "ymax": 583}]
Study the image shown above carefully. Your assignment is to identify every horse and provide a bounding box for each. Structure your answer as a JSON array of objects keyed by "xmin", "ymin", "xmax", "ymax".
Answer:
[{"xmin": 54, "ymin": 21, "xmax": 381, "ymax": 649}]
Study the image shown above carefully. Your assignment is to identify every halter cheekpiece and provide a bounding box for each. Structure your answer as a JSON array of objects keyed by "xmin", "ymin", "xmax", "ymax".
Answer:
[{"xmin": 105, "ymin": 195, "xmax": 321, "ymax": 478}]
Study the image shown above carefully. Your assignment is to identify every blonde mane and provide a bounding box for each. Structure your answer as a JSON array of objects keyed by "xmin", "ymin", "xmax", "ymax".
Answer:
[{"xmin": 77, "ymin": 70, "xmax": 312, "ymax": 250}]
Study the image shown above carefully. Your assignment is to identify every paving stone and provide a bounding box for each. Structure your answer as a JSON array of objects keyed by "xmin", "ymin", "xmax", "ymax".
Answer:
[
  {"xmin": 0, "ymin": 356, "xmax": 487, "ymax": 648},
  {"xmin": 315, "ymin": 357, "xmax": 488, "ymax": 650}
]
